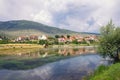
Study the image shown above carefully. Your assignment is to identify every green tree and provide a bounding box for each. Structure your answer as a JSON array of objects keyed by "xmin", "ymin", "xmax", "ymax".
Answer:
[
  {"xmin": 39, "ymin": 40, "xmax": 48, "ymax": 45},
  {"xmin": 0, "ymin": 35, "xmax": 9, "ymax": 44},
  {"xmin": 47, "ymin": 37, "xmax": 55, "ymax": 45},
  {"xmin": 54, "ymin": 39, "xmax": 59, "ymax": 44},
  {"xmin": 61, "ymin": 35, "xmax": 64, "ymax": 38},
  {"xmin": 55, "ymin": 35, "xmax": 60, "ymax": 38},
  {"xmin": 98, "ymin": 20, "xmax": 120, "ymax": 62},
  {"xmin": 67, "ymin": 35, "xmax": 70, "ymax": 38},
  {"xmin": 72, "ymin": 40, "xmax": 78, "ymax": 44}
]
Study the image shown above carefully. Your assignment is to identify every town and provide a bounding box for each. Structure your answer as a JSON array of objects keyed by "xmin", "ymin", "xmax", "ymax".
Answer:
[{"xmin": 0, "ymin": 34, "xmax": 98, "ymax": 46}]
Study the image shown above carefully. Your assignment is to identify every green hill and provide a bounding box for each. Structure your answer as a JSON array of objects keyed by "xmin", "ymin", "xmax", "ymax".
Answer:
[
  {"xmin": 0, "ymin": 20, "xmax": 79, "ymax": 38},
  {"xmin": 0, "ymin": 20, "xmax": 99, "ymax": 38}
]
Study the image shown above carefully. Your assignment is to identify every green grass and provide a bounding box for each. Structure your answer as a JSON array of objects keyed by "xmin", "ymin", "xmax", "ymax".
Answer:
[
  {"xmin": 0, "ymin": 44, "xmax": 43, "ymax": 55},
  {"xmin": 85, "ymin": 63, "xmax": 120, "ymax": 80}
]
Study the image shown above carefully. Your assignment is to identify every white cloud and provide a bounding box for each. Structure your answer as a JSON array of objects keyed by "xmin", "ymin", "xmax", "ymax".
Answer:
[
  {"xmin": 31, "ymin": 10, "xmax": 53, "ymax": 25},
  {"xmin": 57, "ymin": 0, "xmax": 119, "ymax": 33},
  {"xmin": 0, "ymin": 0, "xmax": 120, "ymax": 33}
]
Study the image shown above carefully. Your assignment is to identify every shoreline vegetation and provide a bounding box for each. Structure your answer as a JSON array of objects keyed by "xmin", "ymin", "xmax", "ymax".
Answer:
[{"xmin": 83, "ymin": 63, "xmax": 120, "ymax": 80}]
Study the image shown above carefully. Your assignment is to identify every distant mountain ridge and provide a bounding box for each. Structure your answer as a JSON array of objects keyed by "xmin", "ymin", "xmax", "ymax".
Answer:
[{"xmin": 0, "ymin": 20, "xmax": 99, "ymax": 38}]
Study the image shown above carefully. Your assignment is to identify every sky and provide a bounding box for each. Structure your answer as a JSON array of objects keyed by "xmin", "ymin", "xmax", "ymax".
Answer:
[{"xmin": 0, "ymin": 0, "xmax": 120, "ymax": 33}]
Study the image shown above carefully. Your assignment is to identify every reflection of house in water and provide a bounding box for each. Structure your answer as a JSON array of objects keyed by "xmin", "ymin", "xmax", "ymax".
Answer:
[
  {"xmin": 42, "ymin": 52, "xmax": 48, "ymax": 57},
  {"xmin": 15, "ymin": 47, "xmax": 96, "ymax": 58},
  {"xmin": 58, "ymin": 48, "xmax": 96, "ymax": 56},
  {"xmin": 16, "ymin": 51, "xmax": 42, "ymax": 58},
  {"xmin": 58, "ymin": 48, "xmax": 75, "ymax": 56}
]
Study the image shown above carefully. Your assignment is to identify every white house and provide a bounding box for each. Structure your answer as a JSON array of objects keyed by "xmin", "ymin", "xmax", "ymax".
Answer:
[{"xmin": 38, "ymin": 35, "xmax": 47, "ymax": 40}]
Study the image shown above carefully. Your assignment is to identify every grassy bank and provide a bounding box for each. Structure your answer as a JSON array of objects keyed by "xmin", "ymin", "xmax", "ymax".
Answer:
[
  {"xmin": 84, "ymin": 63, "xmax": 120, "ymax": 80},
  {"xmin": 0, "ymin": 44, "xmax": 43, "ymax": 55},
  {"xmin": 0, "ymin": 44, "xmax": 43, "ymax": 49}
]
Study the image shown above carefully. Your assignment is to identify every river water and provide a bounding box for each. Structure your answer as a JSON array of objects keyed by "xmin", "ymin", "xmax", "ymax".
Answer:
[
  {"xmin": 0, "ymin": 53, "xmax": 109, "ymax": 80},
  {"xmin": 0, "ymin": 48, "xmax": 109, "ymax": 80}
]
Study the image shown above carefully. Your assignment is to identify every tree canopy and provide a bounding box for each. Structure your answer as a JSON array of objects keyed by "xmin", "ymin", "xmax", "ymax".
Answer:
[{"xmin": 98, "ymin": 20, "xmax": 120, "ymax": 61}]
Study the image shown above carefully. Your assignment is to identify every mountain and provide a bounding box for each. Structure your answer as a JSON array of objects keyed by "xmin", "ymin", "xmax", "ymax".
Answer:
[
  {"xmin": 0, "ymin": 20, "xmax": 79, "ymax": 38},
  {"xmin": 0, "ymin": 20, "xmax": 99, "ymax": 38}
]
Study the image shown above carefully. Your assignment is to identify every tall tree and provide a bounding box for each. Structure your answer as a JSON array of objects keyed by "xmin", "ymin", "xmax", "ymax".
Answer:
[{"xmin": 98, "ymin": 20, "xmax": 120, "ymax": 62}]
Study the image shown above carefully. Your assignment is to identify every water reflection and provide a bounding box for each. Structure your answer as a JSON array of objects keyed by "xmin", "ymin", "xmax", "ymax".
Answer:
[
  {"xmin": 17, "ymin": 47, "xmax": 96, "ymax": 57},
  {"xmin": 58, "ymin": 47, "xmax": 96, "ymax": 56},
  {"xmin": 0, "ymin": 54, "xmax": 109, "ymax": 80}
]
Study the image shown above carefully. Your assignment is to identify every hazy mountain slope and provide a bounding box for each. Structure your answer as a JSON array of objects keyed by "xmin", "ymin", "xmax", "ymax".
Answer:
[
  {"xmin": 0, "ymin": 20, "xmax": 78, "ymax": 37},
  {"xmin": 0, "ymin": 20, "xmax": 99, "ymax": 38}
]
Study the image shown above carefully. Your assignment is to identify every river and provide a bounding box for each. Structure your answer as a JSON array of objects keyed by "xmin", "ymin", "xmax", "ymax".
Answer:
[{"xmin": 0, "ymin": 47, "xmax": 109, "ymax": 80}]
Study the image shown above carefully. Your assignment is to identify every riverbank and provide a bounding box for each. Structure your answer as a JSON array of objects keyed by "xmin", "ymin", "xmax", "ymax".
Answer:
[
  {"xmin": 0, "ymin": 44, "xmax": 43, "ymax": 49},
  {"xmin": 84, "ymin": 63, "xmax": 120, "ymax": 80},
  {"xmin": 0, "ymin": 44, "xmax": 43, "ymax": 56}
]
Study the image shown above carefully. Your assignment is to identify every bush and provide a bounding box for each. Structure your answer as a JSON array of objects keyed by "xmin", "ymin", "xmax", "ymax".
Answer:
[
  {"xmin": 39, "ymin": 40, "xmax": 48, "ymax": 45},
  {"xmin": 0, "ymin": 40, "xmax": 9, "ymax": 44},
  {"xmin": 72, "ymin": 40, "xmax": 78, "ymax": 44}
]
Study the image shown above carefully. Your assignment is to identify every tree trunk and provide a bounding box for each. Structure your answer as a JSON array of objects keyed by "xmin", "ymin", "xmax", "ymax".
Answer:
[{"xmin": 114, "ymin": 49, "xmax": 120, "ymax": 62}]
